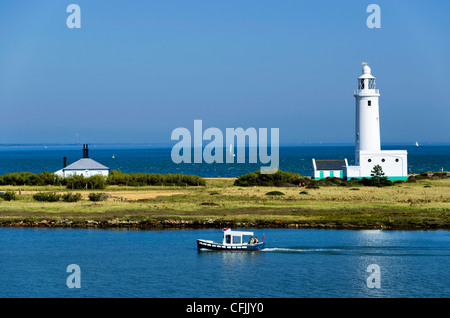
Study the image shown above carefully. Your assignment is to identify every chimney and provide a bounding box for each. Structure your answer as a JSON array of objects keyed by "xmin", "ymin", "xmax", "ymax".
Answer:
[
  {"xmin": 63, "ymin": 156, "xmax": 67, "ymax": 168},
  {"xmin": 82, "ymin": 144, "xmax": 89, "ymax": 158}
]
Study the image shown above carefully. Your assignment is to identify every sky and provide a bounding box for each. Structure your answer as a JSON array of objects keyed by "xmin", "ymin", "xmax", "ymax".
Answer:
[{"xmin": 0, "ymin": 0, "xmax": 449, "ymax": 145}]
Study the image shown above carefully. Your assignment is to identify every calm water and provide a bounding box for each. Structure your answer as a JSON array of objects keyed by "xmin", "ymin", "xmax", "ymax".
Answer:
[
  {"xmin": 0, "ymin": 144, "xmax": 449, "ymax": 177},
  {"xmin": 0, "ymin": 228, "xmax": 449, "ymax": 298}
]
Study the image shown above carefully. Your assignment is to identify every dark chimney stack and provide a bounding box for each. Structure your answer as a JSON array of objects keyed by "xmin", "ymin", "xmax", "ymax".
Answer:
[
  {"xmin": 84, "ymin": 144, "xmax": 89, "ymax": 158},
  {"xmin": 63, "ymin": 156, "xmax": 67, "ymax": 168}
]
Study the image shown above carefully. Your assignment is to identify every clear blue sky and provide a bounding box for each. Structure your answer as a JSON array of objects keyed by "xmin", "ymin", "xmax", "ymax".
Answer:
[{"xmin": 0, "ymin": 0, "xmax": 448, "ymax": 145}]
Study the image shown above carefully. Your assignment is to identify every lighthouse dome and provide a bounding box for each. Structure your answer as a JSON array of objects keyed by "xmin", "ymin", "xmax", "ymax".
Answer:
[{"xmin": 359, "ymin": 64, "xmax": 375, "ymax": 79}]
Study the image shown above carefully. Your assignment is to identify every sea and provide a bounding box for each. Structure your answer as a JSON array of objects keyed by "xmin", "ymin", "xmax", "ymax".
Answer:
[
  {"xmin": 0, "ymin": 228, "xmax": 448, "ymax": 298},
  {"xmin": 0, "ymin": 144, "xmax": 448, "ymax": 177},
  {"xmin": 0, "ymin": 145, "xmax": 449, "ymax": 299}
]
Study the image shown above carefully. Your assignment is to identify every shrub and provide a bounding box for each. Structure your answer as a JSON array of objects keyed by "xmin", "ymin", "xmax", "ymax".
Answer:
[
  {"xmin": 200, "ymin": 202, "xmax": 219, "ymax": 206},
  {"xmin": 360, "ymin": 177, "xmax": 392, "ymax": 187},
  {"xmin": 265, "ymin": 191, "xmax": 285, "ymax": 196},
  {"xmin": 0, "ymin": 172, "xmax": 60, "ymax": 186},
  {"xmin": 107, "ymin": 170, "xmax": 205, "ymax": 187},
  {"xmin": 234, "ymin": 170, "xmax": 302, "ymax": 187},
  {"xmin": 431, "ymin": 172, "xmax": 447, "ymax": 179},
  {"xmin": 88, "ymin": 193, "xmax": 107, "ymax": 202},
  {"xmin": 61, "ymin": 192, "xmax": 82, "ymax": 202},
  {"xmin": 65, "ymin": 175, "xmax": 106, "ymax": 190},
  {"xmin": 33, "ymin": 192, "xmax": 61, "ymax": 202},
  {"xmin": 0, "ymin": 190, "xmax": 16, "ymax": 201},
  {"xmin": 0, "ymin": 171, "xmax": 205, "ymax": 188}
]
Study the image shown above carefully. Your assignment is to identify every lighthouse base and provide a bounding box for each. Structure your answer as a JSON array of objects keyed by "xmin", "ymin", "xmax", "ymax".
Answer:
[{"xmin": 344, "ymin": 150, "xmax": 408, "ymax": 180}]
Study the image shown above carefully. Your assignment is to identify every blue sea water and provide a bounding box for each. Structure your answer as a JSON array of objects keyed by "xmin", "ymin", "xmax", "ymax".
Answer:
[
  {"xmin": 0, "ymin": 144, "xmax": 448, "ymax": 177},
  {"xmin": 0, "ymin": 228, "xmax": 448, "ymax": 298}
]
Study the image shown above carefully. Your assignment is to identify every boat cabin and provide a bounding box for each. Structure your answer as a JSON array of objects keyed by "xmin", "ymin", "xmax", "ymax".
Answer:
[{"xmin": 222, "ymin": 228, "xmax": 254, "ymax": 245}]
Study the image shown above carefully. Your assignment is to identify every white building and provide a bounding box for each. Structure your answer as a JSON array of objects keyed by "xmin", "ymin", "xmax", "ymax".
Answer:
[
  {"xmin": 343, "ymin": 64, "xmax": 408, "ymax": 180},
  {"xmin": 312, "ymin": 159, "xmax": 347, "ymax": 179},
  {"xmin": 55, "ymin": 144, "xmax": 109, "ymax": 178}
]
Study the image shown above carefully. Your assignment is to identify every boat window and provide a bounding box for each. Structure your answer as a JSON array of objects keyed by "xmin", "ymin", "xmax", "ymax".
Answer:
[
  {"xmin": 232, "ymin": 236, "xmax": 241, "ymax": 244},
  {"xmin": 225, "ymin": 235, "xmax": 231, "ymax": 244}
]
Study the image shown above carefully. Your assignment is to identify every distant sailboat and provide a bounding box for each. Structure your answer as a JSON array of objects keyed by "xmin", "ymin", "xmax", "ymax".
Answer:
[
  {"xmin": 415, "ymin": 141, "xmax": 419, "ymax": 147},
  {"xmin": 230, "ymin": 144, "xmax": 235, "ymax": 157}
]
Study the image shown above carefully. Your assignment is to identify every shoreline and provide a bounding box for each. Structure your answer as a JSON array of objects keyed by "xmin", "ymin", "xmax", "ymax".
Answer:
[
  {"xmin": 1, "ymin": 212, "xmax": 449, "ymax": 231},
  {"xmin": 2, "ymin": 221, "xmax": 449, "ymax": 231}
]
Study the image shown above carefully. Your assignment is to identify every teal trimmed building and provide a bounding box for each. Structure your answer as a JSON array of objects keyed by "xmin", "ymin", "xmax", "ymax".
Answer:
[{"xmin": 312, "ymin": 159, "xmax": 347, "ymax": 180}]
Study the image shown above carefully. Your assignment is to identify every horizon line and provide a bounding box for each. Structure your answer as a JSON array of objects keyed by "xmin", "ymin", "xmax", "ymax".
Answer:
[{"xmin": 0, "ymin": 142, "xmax": 449, "ymax": 147}]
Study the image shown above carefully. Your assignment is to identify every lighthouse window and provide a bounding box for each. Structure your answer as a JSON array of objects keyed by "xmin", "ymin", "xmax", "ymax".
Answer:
[
  {"xmin": 381, "ymin": 158, "xmax": 385, "ymax": 162},
  {"xmin": 368, "ymin": 100, "xmax": 372, "ymax": 106},
  {"xmin": 368, "ymin": 159, "xmax": 372, "ymax": 163},
  {"xmin": 359, "ymin": 79, "xmax": 365, "ymax": 89},
  {"xmin": 368, "ymin": 78, "xmax": 375, "ymax": 89},
  {"xmin": 395, "ymin": 158, "xmax": 399, "ymax": 162}
]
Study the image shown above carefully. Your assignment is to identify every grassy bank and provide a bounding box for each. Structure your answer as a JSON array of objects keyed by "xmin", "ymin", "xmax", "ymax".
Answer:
[{"xmin": 0, "ymin": 178, "xmax": 449, "ymax": 229}]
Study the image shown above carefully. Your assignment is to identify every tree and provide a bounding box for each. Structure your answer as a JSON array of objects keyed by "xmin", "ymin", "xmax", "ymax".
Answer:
[
  {"xmin": 371, "ymin": 165, "xmax": 385, "ymax": 180},
  {"xmin": 370, "ymin": 165, "xmax": 391, "ymax": 186}
]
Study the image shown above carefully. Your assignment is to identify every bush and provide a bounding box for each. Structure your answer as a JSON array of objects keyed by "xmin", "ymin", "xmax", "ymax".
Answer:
[
  {"xmin": 61, "ymin": 192, "xmax": 82, "ymax": 202},
  {"xmin": 65, "ymin": 175, "xmax": 106, "ymax": 190},
  {"xmin": 359, "ymin": 177, "xmax": 392, "ymax": 187},
  {"xmin": 431, "ymin": 172, "xmax": 447, "ymax": 180},
  {"xmin": 107, "ymin": 170, "xmax": 205, "ymax": 187},
  {"xmin": 88, "ymin": 193, "xmax": 107, "ymax": 202},
  {"xmin": 234, "ymin": 170, "xmax": 302, "ymax": 187},
  {"xmin": 33, "ymin": 192, "xmax": 61, "ymax": 202},
  {"xmin": 0, "ymin": 171, "xmax": 205, "ymax": 188},
  {"xmin": 265, "ymin": 191, "xmax": 285, "ymax": 196},
  {"xmin": 0, "ymin": 190, "xmax": 16, "ymax": 201},
  {"xmin": 0, "ymin": 172, "xmax": 60, "ymax": 186}
]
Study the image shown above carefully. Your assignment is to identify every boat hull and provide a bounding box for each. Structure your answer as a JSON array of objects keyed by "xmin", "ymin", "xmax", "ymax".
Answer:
[{"xmin": 197, "ymin": 239, "xmax": 264, "ymax": 251}]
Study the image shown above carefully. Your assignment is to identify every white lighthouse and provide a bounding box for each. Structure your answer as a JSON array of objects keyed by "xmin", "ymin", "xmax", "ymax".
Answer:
[
  {"xmin": 344, "ymin": 63, "xmax": 408, "ymax": 180},
  {"xmin": 355, "ymin": 64, "xmax": 381, "ymax": 160}
]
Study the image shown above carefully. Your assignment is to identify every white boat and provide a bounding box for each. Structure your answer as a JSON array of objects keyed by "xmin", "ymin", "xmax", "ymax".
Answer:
[
  {"xmin": 230, "ymin": 144, "xmax": 235, "ymax": 157},
  {"xmin": 197, "ymin": 228, "xmax": 265, "ymax": 251}
]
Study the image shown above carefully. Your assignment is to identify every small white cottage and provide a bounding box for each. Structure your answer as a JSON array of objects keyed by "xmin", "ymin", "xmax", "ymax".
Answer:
[
  {"xmin": 55, "ymin": 144, "xmax": 109, "ymax": 178},
  {"xmin": 312, "ymin": 159, "xmax": 347, "ymax": 179}
]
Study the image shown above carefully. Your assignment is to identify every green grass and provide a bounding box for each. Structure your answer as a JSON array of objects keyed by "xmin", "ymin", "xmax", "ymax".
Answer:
[{"xmin": 0, "ymin": 177, "xmax": 449, "ymax": 229}]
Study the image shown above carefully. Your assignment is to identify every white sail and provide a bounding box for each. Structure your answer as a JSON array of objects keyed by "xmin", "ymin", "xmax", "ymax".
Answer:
[{"xmin": 230, "ymin": 144, "xmax": 235, "ymax": 156}]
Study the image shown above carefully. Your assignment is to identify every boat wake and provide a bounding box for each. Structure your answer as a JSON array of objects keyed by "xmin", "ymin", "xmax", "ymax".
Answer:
[{"xmin": 261, "ymin": 247, "xmax": 344, "ymax": 254}]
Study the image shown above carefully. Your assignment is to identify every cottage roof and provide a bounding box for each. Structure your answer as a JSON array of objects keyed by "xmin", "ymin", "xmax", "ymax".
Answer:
[
  {"xmin": 314, "ymin": 159, "xmax": 346, "ymax": 171},
  {"xmin": 63, "ymin": 158, "xmax": 109, "ymax": 171}
]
